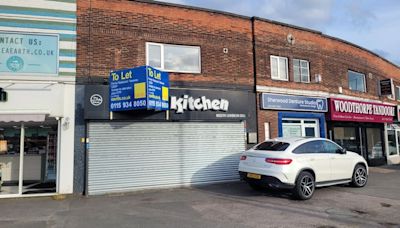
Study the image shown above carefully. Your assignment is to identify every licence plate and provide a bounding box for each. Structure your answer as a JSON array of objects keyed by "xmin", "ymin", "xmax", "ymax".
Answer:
[{"xmin": 247, "ymin": 173, "xmax": 261, "ymax": 179}]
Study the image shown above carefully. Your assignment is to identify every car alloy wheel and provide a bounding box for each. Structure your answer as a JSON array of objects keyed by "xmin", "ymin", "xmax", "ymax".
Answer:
[
  {"xmin": 352, "ymin": 165, "xmax": 368, "ymax": 187},
  {"xmin": 293, "ymin": 171, "xmax": 315, "ymax": 200},
  {"xmin": 300, "ymin": 175, "xmax": 314, "ymax": 197}
]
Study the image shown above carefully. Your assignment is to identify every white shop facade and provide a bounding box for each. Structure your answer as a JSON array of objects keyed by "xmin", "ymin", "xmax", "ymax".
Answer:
[{"xmin": 0, "ymin": 30, "xmax": 76, "ymax": 198}]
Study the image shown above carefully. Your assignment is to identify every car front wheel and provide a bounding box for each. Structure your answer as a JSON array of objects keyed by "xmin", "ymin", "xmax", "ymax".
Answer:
[
  {"xmin": 292, "ymin": 171, "xmax": 315, "ymax": 200},
  {"xmin": 351, "ymin": 164, "xmax": 368, "ymax": 187}
]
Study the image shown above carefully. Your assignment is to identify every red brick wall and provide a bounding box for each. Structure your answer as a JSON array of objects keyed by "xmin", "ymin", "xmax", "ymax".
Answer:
[
  {"xmin": 254, "ymin": 19, "xmax": 400, "ymax": 102},
  {"xmin": 77, "ymin": 0, "xmax": 254, "ymax": 87}
]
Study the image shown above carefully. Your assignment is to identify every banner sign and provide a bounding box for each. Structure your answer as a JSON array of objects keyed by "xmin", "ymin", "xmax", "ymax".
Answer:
[
  {"xmin": 0, "ymin": 32, "xmax": 59, "ymax": 75},
  {"xmin": 110, "ymin": 66, "xmax": 169, "ymax": 112},
  {"xmin": 261, "ymin": 93, "xmax": 328, "ymax": 112},
  {"xmin": 380, "ymin": 79, "xmax": 393, "ymax": 96},
  {"xmin": 329, "ymin": 98, "xmax": 395, "ymax": 123}
]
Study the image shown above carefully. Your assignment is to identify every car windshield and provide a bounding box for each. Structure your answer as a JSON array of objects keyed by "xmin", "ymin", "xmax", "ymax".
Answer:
[{"xmin": 253, "ymin": 141, "xmax": 290, "ymax": 151}]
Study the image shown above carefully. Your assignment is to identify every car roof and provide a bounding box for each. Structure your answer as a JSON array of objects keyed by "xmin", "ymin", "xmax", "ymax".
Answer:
[{"xmin": 268, "ymin": 137, "xmax": 311, "ymax": 143}]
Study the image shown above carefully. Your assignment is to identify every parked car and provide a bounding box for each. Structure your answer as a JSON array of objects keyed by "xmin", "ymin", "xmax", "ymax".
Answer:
[{"xmin": 238, "ymin": 137, "xmax": 368, "ymax": 200}]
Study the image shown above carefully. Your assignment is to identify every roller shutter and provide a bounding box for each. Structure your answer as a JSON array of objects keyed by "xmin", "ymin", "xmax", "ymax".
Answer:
[{"xmin": 87, "ymin": 121, "xmax": 246, "ymax": 195}]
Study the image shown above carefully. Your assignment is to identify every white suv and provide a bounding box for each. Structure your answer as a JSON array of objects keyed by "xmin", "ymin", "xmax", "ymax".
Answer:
[{"xmin": 238, "ymin": 137, "xmax": 368, "ymax": 200}]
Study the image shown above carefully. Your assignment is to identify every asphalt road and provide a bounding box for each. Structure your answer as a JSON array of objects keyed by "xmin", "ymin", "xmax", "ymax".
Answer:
[{"xmin": 0, "ymin": 166, "xmax": 399, "ymax": 228}]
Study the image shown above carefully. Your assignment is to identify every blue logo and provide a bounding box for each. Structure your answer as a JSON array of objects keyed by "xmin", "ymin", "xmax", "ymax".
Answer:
[{"xmin": 6, "ymin": 56, "xmax": 24, "ymax": 72}]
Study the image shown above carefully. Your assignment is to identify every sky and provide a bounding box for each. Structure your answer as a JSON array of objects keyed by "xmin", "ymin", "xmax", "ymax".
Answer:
[{"xmin": 158, "ymin": 0, "xmax": 400, "ymax": 67}]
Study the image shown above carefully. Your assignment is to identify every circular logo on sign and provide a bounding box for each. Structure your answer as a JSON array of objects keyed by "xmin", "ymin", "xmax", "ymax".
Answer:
[
  {"xmin": 90, "ymin": 94, "xmax": 103, "ymax": 106},
  {"xmin": 7, "ymin": 56, "xmax": 24, "ymax": 72}
]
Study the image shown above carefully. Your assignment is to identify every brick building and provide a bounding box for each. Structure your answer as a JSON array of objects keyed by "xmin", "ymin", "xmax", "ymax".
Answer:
[
  {"xmin": 253, "ymin": 18, "xmax": 400, "ymax": 166},
  {"xmin": 75, "ymin": 0, "xmax": 257, "ymax": 195},
  {"xmin": 74, "ymin": 0, "xmax": 400, "ymax": 195}
]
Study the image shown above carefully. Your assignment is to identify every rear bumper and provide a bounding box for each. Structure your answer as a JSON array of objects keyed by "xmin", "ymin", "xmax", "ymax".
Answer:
[{"xmin": 239, "ymin": 171, "xmax": 294, "ymax": 189}]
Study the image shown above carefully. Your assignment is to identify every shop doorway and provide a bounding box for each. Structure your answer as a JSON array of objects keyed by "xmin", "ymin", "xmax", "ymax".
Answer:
[
  {"xmin": 0, "ymin": 118, "xmax": 58, "ymax": 197},
  {"xmin": 329, "ymin": 123, "xmax": 386, "ymax": 166},
  {"xmin": 387, "ymin": 128, "xmax": 400, "ymax": 157}
]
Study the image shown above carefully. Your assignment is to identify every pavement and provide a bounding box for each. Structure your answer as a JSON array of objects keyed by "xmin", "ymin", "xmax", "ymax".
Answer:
[{"xmin": 0, "ymin": 166, "xmax": 400, "ymax": 228}]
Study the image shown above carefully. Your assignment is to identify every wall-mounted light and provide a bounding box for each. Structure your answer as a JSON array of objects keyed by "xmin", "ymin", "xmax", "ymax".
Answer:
[
  {"xmin": 338, "ymin": 86, "xmax": 343, "ymax": 94},
  {"xmin": 223, "ymin": 48, "xmax": 229, "ymax": 54}
]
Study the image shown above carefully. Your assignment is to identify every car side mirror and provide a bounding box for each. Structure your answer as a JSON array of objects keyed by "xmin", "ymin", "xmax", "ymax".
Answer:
[{"xmin": 337, "ymin": 148, "xmax": 346, "ymax": 154}]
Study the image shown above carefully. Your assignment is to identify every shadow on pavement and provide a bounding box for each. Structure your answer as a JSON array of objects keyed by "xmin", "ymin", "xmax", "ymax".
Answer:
[{"xmin": 190, "ymin": 153, "xmax": 293, "ymax": 200}]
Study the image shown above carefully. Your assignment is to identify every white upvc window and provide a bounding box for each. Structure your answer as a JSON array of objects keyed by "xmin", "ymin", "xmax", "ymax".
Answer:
[
  {"xmin": 348, "ymin": 70, "xmax": 366, "ymax": 92},
  {"xmin": 293, "ymin": 59, "xmax": 310, "ymax": 83},
  {"xmin": 270, "ymin": 55, "xmax": 288, "ymax": 81},
  {"xmin": 146, "ymin": 42, "xmax": 201, "ymax": 73}
]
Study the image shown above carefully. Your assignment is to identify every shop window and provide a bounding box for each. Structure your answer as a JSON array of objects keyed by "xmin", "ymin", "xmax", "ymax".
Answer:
[
  {"xmin": 270, "ymin": 55, "xmax": 288, "ymax": 81},
  {"xmin": 348, "ymin": 70, "xmax": 366, "ymax": 92},
  {"xmin": 293, "ymin": 59, "xmax": 310, "ymax": 83},
  {"xmin": 282, "ymin": 118, "xmax": 319, "ymax": 137},
  {"xmin": 333, "ymin": 127, "xmax": 358, "ymax": 153},
  {"xmin": 366, "ymin": 128, "xmax": 383, "ymax": 159},
  {"xmin": 146, "ymin": 42, "xmax": 201, "ymax": 73}
]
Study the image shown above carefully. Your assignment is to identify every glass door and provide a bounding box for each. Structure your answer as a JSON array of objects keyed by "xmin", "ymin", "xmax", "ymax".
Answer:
[
  {"xmin": 22, "ymin": 122, "xmax": 57, "ymax": 195},
  {"xmin": 387, "ymin": 130, "xmax": 398, "ymax": 156}
]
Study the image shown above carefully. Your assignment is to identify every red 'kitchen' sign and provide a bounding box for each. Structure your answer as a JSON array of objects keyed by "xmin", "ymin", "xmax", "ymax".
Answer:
[{"xmin": 329, "ymin": 98, "xmax": 395, "ymax": 123}]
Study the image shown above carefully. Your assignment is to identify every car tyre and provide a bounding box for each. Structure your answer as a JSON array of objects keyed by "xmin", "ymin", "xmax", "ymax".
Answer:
[
  {"xmin": 292, "ymin": 171, "xmax": 315, "ymax": 200},
  {"xmin": 351, "ymin": 164, "xmax": 368, "ymax": 187}
]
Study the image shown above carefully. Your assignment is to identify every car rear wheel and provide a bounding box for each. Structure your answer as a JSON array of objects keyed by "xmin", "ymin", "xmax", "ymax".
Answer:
[
  {"xmin": 351, "ymin": 164, "xmax": 368, "ymax": 187},
  {"xmin": 292, "ymin": 171, "xmax": 315, "ymax": 200}
]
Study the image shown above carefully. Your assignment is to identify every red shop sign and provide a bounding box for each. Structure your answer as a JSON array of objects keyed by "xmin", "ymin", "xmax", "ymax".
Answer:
[{"xmin": 329, "ymin": 98, "xmax": 395, "ymax": 123}]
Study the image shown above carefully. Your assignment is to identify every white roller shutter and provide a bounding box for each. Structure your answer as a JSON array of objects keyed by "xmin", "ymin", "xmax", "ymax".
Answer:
[{"xmin": 87, "ymin": 121, "xmax": 246, "ymax": 195}]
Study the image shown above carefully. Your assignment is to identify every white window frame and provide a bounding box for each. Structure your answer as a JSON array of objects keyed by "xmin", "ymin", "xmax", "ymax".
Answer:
[
  {"xmin": 293, "ymin": 59, "xmax": 310, "ymax": 83},
  {"xmin": 270, "ymin": 55, "xmax": 288, "ymax": 81},
  {"xmin": 146, "ymin": 42, "xmax": 201, "ymax": 74},
  {"xmin": 282, "ymin": 118, "xmax": 320, "ymax": 137},
  {"xmin": 348, "ymin": 70, "xmax": 366, "ymax": 92}
]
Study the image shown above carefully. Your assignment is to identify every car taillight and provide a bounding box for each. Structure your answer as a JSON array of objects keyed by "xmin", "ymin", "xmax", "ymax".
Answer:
[
  {"xmin": 240, "ymin": 155, "xmax": 247, "ymax": 160},
  {"xmin": 265, "ymin": 158, "xmax": 292, "ymax": 165}
]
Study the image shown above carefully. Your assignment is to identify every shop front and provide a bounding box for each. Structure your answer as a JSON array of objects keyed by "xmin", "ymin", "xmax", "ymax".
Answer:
[
  {"xmin": 327, "ymin": 98, "xmax": 396, "ymax": 166},
  {"xmin": 83, "ymin": 66, "xmax": 257, "ymax": 195},
  {"xmin": 260, "ymin": 93, "xmax": 328, "ymax": 139},
  {"xmin": 0, "ymin": 29, "xmax": 76, "ymax": 197}
]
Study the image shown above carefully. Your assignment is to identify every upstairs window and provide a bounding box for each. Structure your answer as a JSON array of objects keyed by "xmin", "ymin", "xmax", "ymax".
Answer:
[
  {"xmin": 293, "ymin": 59, "xmax": 310, "ymax": 83},
  {"xmin": 146, "ymin": 42, "xmax": 201, "ymax": 73},
  {"xmin": 396, "ymin": 86, "xmax": 400, "ymax": 100},
  {"xmin": 348, "ymin": 70, "xmax": 366, "ymax": 92},
  {"xmin": 270, "ymin": 55, "xmax": 288, "ymax": 81}
]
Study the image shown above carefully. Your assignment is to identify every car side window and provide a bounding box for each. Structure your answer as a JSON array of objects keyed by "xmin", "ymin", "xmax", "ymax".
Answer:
[
  {"xmin": 323, "ymin": 141, "xmax": 342, "ymax": 154},
  {"xmin": 293, "ymin": 140, "xmax": 325, "ymax": 154}
]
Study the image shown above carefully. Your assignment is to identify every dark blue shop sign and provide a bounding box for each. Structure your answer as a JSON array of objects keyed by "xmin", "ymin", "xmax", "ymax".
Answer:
[
  {"xmin": 261, "ymin": 93, "xmax": 328, "ymax": 112},
  {"xmin": 109, "ymin": 66, "xmax": 169, "ymax": 112}
]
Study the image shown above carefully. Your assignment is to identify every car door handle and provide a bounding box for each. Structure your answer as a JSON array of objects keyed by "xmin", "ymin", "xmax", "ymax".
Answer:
[
  {"xmin": 309, "ymin": 158, "xmax": 315, "ymax": 161},
  {"xmin": 330, "ymin": 157, "xmax": 336, "ymax": 160}
]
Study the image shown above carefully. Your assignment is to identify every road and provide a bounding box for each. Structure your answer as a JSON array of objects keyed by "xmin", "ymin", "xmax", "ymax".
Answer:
[{"xmin": 0, "ymin": 166, "xmax": 399, "ymax": 228}]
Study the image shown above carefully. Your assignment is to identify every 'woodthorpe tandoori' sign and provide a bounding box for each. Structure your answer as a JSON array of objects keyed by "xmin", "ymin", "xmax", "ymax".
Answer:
[{"xmin": 329, "ymin": 98, "xmax": 395, "ymax": 123}]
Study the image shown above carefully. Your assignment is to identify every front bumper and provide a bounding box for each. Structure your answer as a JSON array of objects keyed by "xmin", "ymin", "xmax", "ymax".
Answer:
[{"xmin": 239, "ymin": 171, "xmax": 294, "ymax": 189}]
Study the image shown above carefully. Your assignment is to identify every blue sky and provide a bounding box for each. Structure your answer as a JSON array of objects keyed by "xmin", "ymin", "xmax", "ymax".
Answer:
[{"xmin": 158, "ymin": 0, "xmax": 400, "ymax": 66}]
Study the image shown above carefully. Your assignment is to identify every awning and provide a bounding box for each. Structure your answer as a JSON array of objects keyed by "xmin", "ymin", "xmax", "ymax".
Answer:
[{"xmin": 0, "ymin": 114, "xmax": 46, "ymax": 122}]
